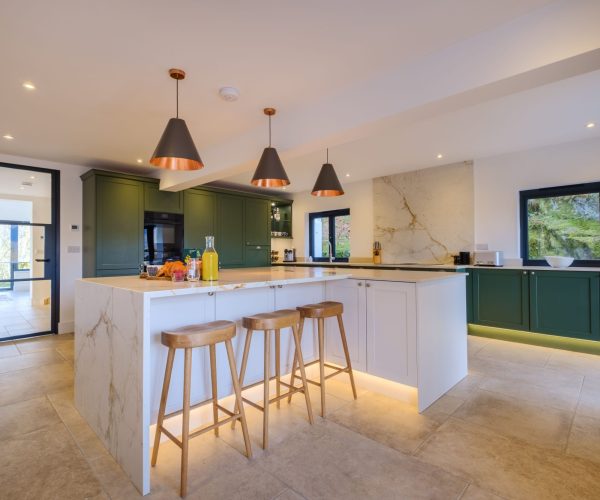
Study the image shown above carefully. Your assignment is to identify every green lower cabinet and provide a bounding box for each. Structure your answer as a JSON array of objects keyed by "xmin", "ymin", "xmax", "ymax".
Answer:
[
  {"xmin": 217, "ymin": 195, "xmax": 245, "ymax": 267},
  {"xmin": 144, "ymin": 184, "xmax": 182, "ymax": 214},
  {"xmin": 183, "ymin": 190, "xmax": 216, "ymax": 250},
  {"xmin": 472, "ymin": 269, "xmax": 530, "ymax": 331},
  {"xmin": 465, "ymin": 270, "xmax": 473, "ymax": 323},
  {"xmin": 530, "ymin": 271, "xmax": 600, "ymax": 340},
  {"xmin": 245, "ymin": 246, "xmax": 270, "ymax": 267}
]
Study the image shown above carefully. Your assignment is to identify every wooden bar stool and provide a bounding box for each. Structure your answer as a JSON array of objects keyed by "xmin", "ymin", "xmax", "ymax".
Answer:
[
  {"xmin": 288, "ymin": 301, "xmax": 357, "ymax": 417},
  {"xmin": 233, "ymin": 309, "xmax": 314, "ymax": 449},
  {"xmin": 151, "ymin": 320, "xmax": 252, "ymax": 497}
]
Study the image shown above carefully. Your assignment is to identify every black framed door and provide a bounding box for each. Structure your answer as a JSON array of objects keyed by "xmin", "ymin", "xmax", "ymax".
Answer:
[{"xmin": 0, "ymin": 163, "xmax": 60, "ymax": 340}]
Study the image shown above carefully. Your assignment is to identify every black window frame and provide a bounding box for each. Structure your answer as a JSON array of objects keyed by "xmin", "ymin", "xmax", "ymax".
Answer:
[
  {"xmin": 520, "ymin": 181, "xmax": 600, "ymax": 267},
  {"xmin": 308, "ymin": 208, "xmax": 350, "ymax": 262}
]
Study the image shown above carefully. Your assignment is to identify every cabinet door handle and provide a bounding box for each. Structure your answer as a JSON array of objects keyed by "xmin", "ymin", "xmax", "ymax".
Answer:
[
  {"xmin": 365, "ymin": 283, "xmax": 371, "ymax": 287},
  {"xmin": 357, "ymin": 282, "xmax": 363, "ymax": 286},
  {"xmin": 523, "ymin": 271, "xmax": 527, "ymax": 275},
  {"xmin": 277, "ymin": 284, "xmax": 283, "ymax": 288},
  {"xmin": 530, "ymin": 272, "xmax": 535, "ymax": 275}
]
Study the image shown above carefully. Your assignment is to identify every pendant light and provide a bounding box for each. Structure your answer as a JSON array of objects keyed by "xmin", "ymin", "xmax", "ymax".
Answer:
[
  {"xmin": 251, "ymin": 108, "xmax": 290, "ymax": 187},
  {"xmin": 311, "ymin": 149, "xmax": 344, "ymax": 196},
  {"xmin": 150, "ymin": 68, "xmax": 203, "ymax": 171}
]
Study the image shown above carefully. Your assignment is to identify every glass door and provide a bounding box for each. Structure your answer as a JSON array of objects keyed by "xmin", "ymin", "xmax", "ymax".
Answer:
[{"xmin": 0, "ymin": 164, "xmax": 59, "ymax": 340}]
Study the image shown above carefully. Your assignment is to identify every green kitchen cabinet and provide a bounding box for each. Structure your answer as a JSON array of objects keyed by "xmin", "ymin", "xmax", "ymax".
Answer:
[
  {"xmin": 82, "ymin": 172, "xmax": 144, "ymax": 277},
  {"xmin": 217, "ymin": 195, "xmax": 245, "ymax": 267},
  {"xmin": 530, "ymin": 270, "xmax": 600, "ymax": 340},
  {"xmin": 183, "ymin": 190, "xmax": 216, "ymax": 250},
  {"xmin": 465, "ymin": 270, "xmax": 473, "ymax": 324},
  {"xmin": 472, "ymin": 268, "xmax": 530, "ymax": 330},
  {"xmin": 245, "ymin": 198, "xmax": 271, "ymax": 246},
  {"xmin": 245, "ymin": 246, "xmax": 270, "ymax": 267},
  {"xmin": 144, "ymin": 183, "xmax": 182, "ymax": 214}
]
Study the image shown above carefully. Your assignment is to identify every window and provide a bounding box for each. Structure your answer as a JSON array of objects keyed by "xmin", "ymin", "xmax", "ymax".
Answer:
[
  {"xmin": 520, "ymin": 182, "xmax": 600, "ymax": 266},
  {"xmin": 309, "ymin": 209, "xmax": 350, "ymax": 262}
]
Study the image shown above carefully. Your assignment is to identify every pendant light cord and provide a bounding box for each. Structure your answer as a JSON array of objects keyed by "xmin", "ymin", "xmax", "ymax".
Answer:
[
  {"xmin": 176, "ymin": 79, "xmax": 179, "ymax": 119},
  {"xmin": 268, "ymin": 114, "xmax": 272, "ymax": 147},
  {"xmin": 327, "ymin": 148, "xmax": 329, "ymax": 163}
]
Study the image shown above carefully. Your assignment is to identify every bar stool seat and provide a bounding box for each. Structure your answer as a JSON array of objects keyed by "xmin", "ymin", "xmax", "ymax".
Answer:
[
  {"xmin": 235, "ymin": 309, "xmax": 314, "ymax": 449},
  {"xmin": 289, "ymin": 301, "xmax": 357, "ymax": 417},
  {"xmin": 152, "ymin": 320, "xmax": 252, "ymax": 497}
]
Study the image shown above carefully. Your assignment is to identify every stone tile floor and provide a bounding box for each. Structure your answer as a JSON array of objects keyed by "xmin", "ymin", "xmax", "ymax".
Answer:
[
  {"xmin": 1, "ymin": 333, "xmax": 600, "ymax": 499},
  {"xmin": 0, "ymin": 289, "xmax": 51, "ymax": 339}
]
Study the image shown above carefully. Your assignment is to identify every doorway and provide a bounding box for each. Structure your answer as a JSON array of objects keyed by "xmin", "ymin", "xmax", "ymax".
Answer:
[{"xmin": 0, "ymin": 163, "xmax": 59, "ymax": 340}]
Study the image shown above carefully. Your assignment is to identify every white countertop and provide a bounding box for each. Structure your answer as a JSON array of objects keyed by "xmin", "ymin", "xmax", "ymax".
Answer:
[{"xmin": 80, "ymin": 266, "xmax": 465, "ymax": 297}]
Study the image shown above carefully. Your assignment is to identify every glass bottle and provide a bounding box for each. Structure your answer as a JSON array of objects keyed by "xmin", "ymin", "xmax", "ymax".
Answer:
[{"xmin": 201, "ymin": 236, "xmax": 219, "ymax": 281}]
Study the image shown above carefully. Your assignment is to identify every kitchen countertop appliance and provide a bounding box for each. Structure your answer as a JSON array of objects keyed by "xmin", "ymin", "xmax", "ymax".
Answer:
[{"xmin": 474, "ymin": 250, "xmax": 504, "ymax": 267}]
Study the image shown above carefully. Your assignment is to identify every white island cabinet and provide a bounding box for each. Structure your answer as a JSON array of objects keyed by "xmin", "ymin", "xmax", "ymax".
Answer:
[
  {"xmin": 326, "ymin": 270, "xmax": 468, "ymax": 412},
  {"xmin": 74, "ymin": 266, "xmax": 466, "ymax": 495}
]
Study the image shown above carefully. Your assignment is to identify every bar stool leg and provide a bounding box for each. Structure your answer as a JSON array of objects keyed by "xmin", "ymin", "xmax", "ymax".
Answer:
[
  {"xmin": 337, "ymin": 313, "xmax": 357, "ymax": 399},
  {"xmin": 151, "ymin": 347, "xmax": 175, "ymax": 467},
  {"xmin": 317, "ymin": 317, "xmax": 326, "ymax": 417},
  {"xmin": 263, "ymin": 330, "xmax": 271, "ymax": 449},
  {"xmin": 209, "ymin": 344, "xmax": 219, "ymax": 436},
  {"xmin": 287, "ymin": 316, "xmax": 305, "ymax": 404},
  {"xmin": 224, "ymin": 339, "xmax": 253, "ymax": 459},
  {"xmin": 275, "ymin": 329, "xmax": 281, "ymax": 409},
  {"xmin": 180, "ymin": 347, "xmax": 192, "ymax": 497},
  {"xmin": 291, "ymin": 323, "xmax": 314, "ymax": 424},
  {"xmin": 232, "ymin": 329, "xmax": 253, "ymax": 430}
]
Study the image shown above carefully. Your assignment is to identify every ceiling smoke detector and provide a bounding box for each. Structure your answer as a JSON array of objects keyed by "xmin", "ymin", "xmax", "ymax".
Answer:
[{"xmin": 219, "ymin": 86, "xmax": 240, "ymax": 102}]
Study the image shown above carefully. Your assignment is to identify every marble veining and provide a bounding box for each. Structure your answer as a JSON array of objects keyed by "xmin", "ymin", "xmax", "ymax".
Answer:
[{"xmin": 374, "ymin": 162, "xmax": 474, "ymax": 264}]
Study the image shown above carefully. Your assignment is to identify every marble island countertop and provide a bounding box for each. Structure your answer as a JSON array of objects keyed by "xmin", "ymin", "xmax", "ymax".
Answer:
[{"xmin": 80, "ymin": 266, "xmax": 465, "ymax": 297}]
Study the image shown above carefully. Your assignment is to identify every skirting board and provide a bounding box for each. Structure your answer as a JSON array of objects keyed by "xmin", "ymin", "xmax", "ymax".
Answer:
[{"xmin": 468, "ymin": 324, "xmax": 600, "ymax": 356}]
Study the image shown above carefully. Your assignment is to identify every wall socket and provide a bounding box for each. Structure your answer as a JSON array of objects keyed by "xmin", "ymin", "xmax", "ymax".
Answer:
[
  {"xmin": 67, "ymin": 246, "xmax": 81, "ymax": 254},
  {"xmin": 475, "ymin": 243, "xmax": 489, "ymax": 250}
]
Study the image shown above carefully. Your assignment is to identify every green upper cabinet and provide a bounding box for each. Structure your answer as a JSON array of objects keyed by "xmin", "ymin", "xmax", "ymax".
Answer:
[
  {"xmin": 271, "ymin": 200, "xmax": 292, "ymax": 238},
  {"xmin": 530, "ymin": 271, "xmax": 600, "ymax": 340},
  {"xmin": 183, "ymin": 190, "xmax": 216, "ymax": 250},
  {"xmin": 245, "ymin": 198, "xmax": 271, "ymax": 246},
  {"xmin": 217, "ymin": 195, "xmax": 245, "ymax": 267},
  {"xmin": 94, "ymin": 176, "xmax": 144, "ymax": 273},
  {"xmin": 472, "ymin": 268, "xmax": 530, "ymax": 330},
  {"xmin": 144, "ymin": 183, "xmax": 182, "ymax": 214}
]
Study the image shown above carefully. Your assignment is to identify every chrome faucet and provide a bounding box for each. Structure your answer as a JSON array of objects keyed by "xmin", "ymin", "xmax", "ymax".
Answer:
[{"xmin": 327, "ymin": 240, "xmax": 334, "ymax": 263}]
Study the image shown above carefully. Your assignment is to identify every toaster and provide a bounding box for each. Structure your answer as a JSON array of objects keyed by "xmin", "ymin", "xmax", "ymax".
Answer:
[{"xmin": 474, "ymin": 250, "xmax": 504, "ymax": 267}]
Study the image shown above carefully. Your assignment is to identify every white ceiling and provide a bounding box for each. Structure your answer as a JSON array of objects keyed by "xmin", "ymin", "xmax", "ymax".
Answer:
[{"xmin": 0, "ymin": 0, "xmax": 598, "ymax": 192}]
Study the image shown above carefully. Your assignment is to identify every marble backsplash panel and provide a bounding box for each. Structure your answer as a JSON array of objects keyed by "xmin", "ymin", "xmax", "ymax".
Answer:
[{"xmin": 374, "ymin": 161, "xmax": 474, "ymax": 264}]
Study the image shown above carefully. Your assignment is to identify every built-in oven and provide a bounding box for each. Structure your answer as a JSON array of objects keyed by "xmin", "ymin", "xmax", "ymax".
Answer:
[{"xmin": 144, "ymin": 212, "xmax": 184, "ymax": 265}]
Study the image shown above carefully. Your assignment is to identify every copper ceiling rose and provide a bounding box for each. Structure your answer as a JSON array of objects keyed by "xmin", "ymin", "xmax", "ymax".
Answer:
[
  {"xmin": 250, "ymin": 108, "xmax": 290, "ymax": 187},
  {"xmin": 150, "ymin": 68, "xmax": 204, "ymax": 171}
]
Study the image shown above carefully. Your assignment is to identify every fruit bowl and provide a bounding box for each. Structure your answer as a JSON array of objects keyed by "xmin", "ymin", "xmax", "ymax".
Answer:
[{"xmin": 544, "ymin": 256, "xmax": 574, "ymax": 268}]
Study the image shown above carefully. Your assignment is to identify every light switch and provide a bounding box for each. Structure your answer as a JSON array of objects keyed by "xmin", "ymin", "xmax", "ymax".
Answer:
[{"xmin": 67, "ymin": 246, "xmax": 81, "ymax": 253}]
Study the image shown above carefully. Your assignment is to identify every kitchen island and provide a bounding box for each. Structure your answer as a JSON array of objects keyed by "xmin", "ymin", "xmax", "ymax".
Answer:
[{"xmin": 74, "ymin": 266, "xmax": 466, "ymax": 494}]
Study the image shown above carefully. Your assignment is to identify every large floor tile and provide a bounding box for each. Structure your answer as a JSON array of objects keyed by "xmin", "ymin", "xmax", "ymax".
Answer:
[
  {"xmin": 566, "ymin": 413, "xmax": 600, "ymax": 466},
  {"xmin": 460, "ymin": 483, "xmax": 505, "ymax": 500},
  {"xmin": 478, "ymin": 374, "xmax": 581, "ymax": 412},
  {"xmin": 0, "ymin": 341, "xmax": 19, "ymax": 358},
  {"xmin": 0, "ymin": 422, "xmax": 104, "ymax": 500},
  {"xmin": 328, "ymin": 391, "xmax": 445, "ymax": 454},
  {"xmin": 417, "ymin": 417, "xmax": 600, "ymax": 500},
  {"xmin": 452, "ymin": 389, "xmax": 572, "ymax": 451},
  {"xmin": 0, "ymin": 349, "xmax": 65, "ymax": 375},
  {"xmin": 257, "ymin": 420, "xmax": 467, "ymax": 500},
  {"xmin": 546, "ymin": 349, "xmax": 600, "ymax": 380},
  {"xmin": 467, "ymin": 335, "xmax": 491, "ymax": 357},
  {"xmin": 14, "ymin": 333, "xmax": 73, "ymax": 354},
  {"xmin": 0, "ymin": 396, "xmax": 61, "ymax": 440},
  {"xmin": 0, "ymin": 361, "xmax": 73, "ymax": 407},
  {"xmin": 474, "ymin": 339, "xmax": 551, "ymax": 367},
  {"xmin": 576, "ymin": 377, "xmax": 600, "ymax": 420}
]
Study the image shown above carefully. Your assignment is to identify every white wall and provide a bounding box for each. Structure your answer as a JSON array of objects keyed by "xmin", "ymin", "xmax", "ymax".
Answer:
[
  {"xmin": 474, "ymin": 137, "xmax": 600, "ymax": 259},
  {"xmin": 288, "ymin": 179, "xmax": 373, "ymax": 260},
  {"xmin": 0, "ymin": 153, "xmax": 86, "ymax": 333}
]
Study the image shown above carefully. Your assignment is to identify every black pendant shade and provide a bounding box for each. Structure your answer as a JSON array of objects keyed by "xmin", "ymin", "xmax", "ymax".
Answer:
[
  {"xmin": 311, "ymin": 149, "xmax": 344, "ymax": 196},
  {"xmin": 150, "ymin": 68, "xmax": 203, "ymax": 171},
  {"xmin": 150, "ymin": 118, "xmax": 203, "ymax": 171},
  {"xmin": 251, "ymin": 147, "xmax": 290, "ymax": 187},
  {"xmin": 251, "ymin": 108, "xmax": 290, "ymax": 187}
]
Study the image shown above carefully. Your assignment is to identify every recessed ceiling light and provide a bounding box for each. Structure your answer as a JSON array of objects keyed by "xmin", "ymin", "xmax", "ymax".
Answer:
[
  {"xmin": 219, "ymin": 86, "xmax": 240, "ymax": 102},
  {"xmin": 3, "ymin": 134, "xmax": 14, "ymax": 140},
  {"xmin": 437, "ymin": 154, "xmax": 443, "ymax": 159},
  {"xmin": 22, "ymin": 82, "xmax": 36, "ymax": 90},
  {"xmin": 587, "ymin": 122, "xmax": 596, "ymax": 129},
  {"xmin": 29, "ymin": 175, "xmax": 35, "ymax": 180},
  {"xmin": 345, "ymin": 173, "xmax": 350, "ymax": 177},
  {"xmin": 19, "ymin": 186, "xmax": 25, "ymax": 190},
  {"xmin": 136, "ymin": 158, "xmax": 143, "ymax": 163}
]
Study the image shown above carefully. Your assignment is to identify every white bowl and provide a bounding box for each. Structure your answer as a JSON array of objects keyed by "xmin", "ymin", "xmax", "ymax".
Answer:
[{"xmin": 544, "ymin": 256, "xmax": 574, "ymax": 268}]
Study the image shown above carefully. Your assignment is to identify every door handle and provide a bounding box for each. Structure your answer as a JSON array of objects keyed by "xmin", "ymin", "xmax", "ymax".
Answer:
[
  {"xmin": 365, "ymin": 283, "xmax": 371, "ymax": 287},
  {"xmin": 35, "ymin": 258, "xmax": 50, "ymax": 263},
  {"xmin": 357, "ymin": 282, "xmax": 363, "ymax": 286}
]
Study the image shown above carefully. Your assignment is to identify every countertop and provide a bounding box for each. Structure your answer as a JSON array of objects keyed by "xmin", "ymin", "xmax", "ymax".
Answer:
[
  {"xmin": 79, "ymin": 266, "xmax": 465, "ymax": 297},
  {"xmin": 273, "ymin": 261, "xmax": 600, "ymax": 272}
]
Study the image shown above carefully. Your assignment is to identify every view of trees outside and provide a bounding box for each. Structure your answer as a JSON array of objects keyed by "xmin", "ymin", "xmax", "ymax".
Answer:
[
  {"xmin": 334, "ymin": 215, "xmax": 350, "ymax": 258},
  {"xmin": 0, "ymin": 224, "xmax": 32, "ymax": 289},
  {"xmin": 527, "ymin": 193, "xmax": 600, "ymax": 260},
  {"xmin": 0, "ymin": 225, "xmax": 10, "ymax": 288}
]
